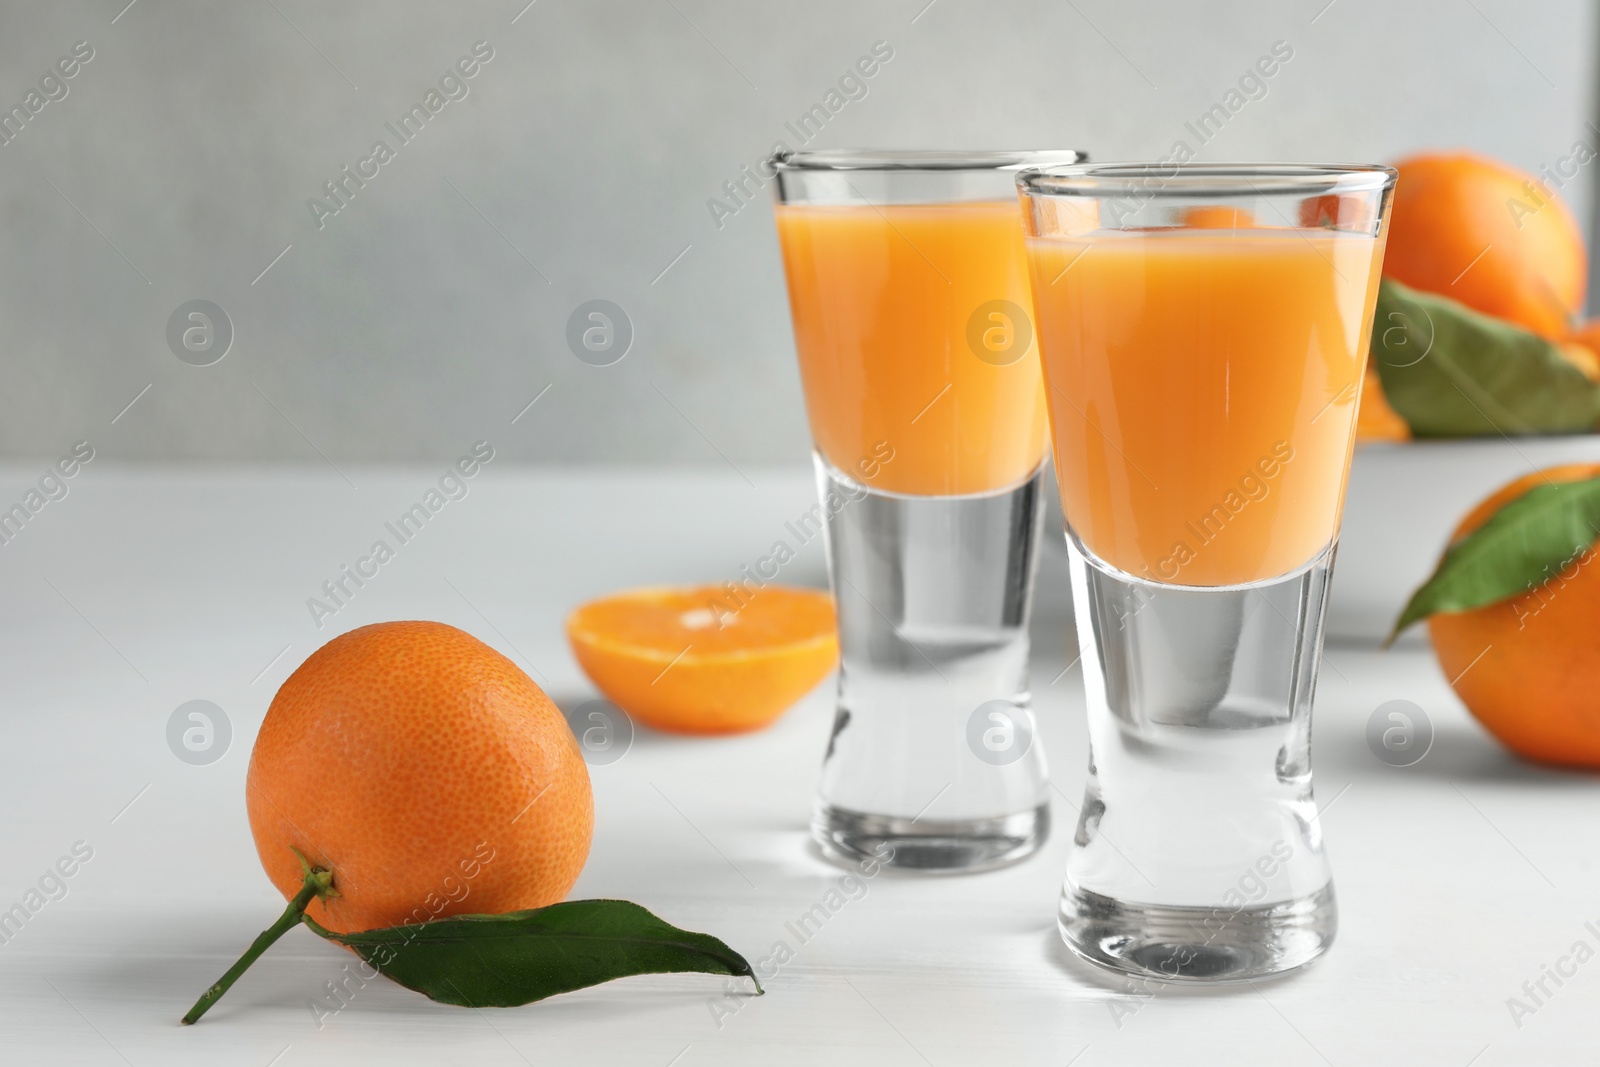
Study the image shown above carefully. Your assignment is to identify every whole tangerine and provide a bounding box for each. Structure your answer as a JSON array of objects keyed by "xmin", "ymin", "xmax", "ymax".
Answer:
[
  {"xmin": 1385, "ymin": 152, "xmax": 1586, "ymax": 338},
  {"xmin": 1429, "ymin": 464, "xmax": 1600, "ymax": 767},
  {"xmin": 246, "ymin": 621, "xmax": 593, "ymax": 934}
]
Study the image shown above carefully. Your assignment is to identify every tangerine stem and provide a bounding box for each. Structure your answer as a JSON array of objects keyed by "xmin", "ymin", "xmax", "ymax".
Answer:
[{"xmin": 181, "ymin": 866, "xmax": 334, "ymax": 1025}]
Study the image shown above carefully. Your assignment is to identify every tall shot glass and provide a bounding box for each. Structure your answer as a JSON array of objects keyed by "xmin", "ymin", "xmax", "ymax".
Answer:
[
  {"xmin": 1017, "ymin": 164, "xmax": 1396, "ymax": 978},
  {"xmin": 772, "ymin": 150, "xmax": 1084, "ymax": 872}
]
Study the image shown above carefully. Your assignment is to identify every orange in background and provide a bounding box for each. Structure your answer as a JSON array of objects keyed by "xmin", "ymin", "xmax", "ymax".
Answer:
[
  {"xmin": 567, "ymin": 585, "xmax": 837, "ymax": 734},
  {"xmin": 1356, "ymin": 365, "xmax": 1410, "ymax": 443},
  {"xmin": 247, "ymin": 621, "xmax": 593, "ymax": 935},
  {"xmin": 1385, "ymin": 152, "xmax": 1586, "ymax": 338},
  {"xmin": 1429, "ymin": 464, "xmax": 1600, "ymax": 767},
  {"xmin": 776, "ymin": 201, "xmax": 1048, "ymax": 497},
  {"xmin": 1560, "ymin": 318, "xmax": 1600, "ymax": 382},
  {"xmin": 1181, "ymin": 205, "xmax": 1256, "ymax": 229}
]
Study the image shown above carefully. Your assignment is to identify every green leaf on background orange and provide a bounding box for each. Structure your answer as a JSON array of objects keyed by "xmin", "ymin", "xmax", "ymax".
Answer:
[
  {"xmin": 1371, "ymin": 278, "xmax": 1600, "ymax": 436},
  {"xmin": 1389, "ymin": 474, "xmax": 1600, "ymax": 641}
]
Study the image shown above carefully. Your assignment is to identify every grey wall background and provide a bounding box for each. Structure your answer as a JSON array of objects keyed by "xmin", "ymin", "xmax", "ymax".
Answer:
[{"xmin": 1, "ymin": 0, "xmax": 1595, "ymax": 464}]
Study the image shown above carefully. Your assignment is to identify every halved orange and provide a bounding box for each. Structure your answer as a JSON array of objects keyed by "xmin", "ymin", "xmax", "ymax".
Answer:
[{"xmin": 565, "ymin": 585, "xmax": 838, "ymax": 734}]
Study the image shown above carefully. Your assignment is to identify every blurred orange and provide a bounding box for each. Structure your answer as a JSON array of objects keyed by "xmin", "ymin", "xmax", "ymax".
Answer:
[
  {"xmin": 1428, "ymin": 464, "xmax": 1600, "ymax": 767},
  {"xmin": 1385, "ymin": 152, "xmax": 1585, "ymax": 338},
  {"xmin": 1299, "ymin": 191, "xmax": 1380, "ymax": 233},
  {"xmin": 1355, "ymin": 364, "xmax": 1409, "ymax": 443},
  {"xmin": 1180, "ymin": 205, "xmax": 1255, "ymax": 229},
  {"xmin": 1560, "ymin": 319, "xmax": 1600, "ymax": 382}
]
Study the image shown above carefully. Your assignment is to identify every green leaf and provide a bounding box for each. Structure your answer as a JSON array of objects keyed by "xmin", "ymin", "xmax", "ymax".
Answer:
[
  {"xmin": 1390, "ymin": 474, "xmax": 1600, "ymax": 640},
  {"xmin": 1370, "ymin": 278, "xmax": 1600, "ymax": 437},
  {"xmin": 303, "ymin": 899, "xmax": 762, "ymax": 1008}
]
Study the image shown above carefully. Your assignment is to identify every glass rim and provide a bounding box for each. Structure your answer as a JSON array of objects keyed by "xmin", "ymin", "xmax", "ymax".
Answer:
[
  {"xmin": 772, "ymin": 149, "xmax": 1087, "ymax": 173},
  {"xmin": 1017, "ymin": 162, "xmax": 1397, "ymax": 198}
]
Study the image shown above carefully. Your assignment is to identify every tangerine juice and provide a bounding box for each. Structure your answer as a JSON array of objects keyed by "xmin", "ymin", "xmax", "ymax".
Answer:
[
  {"xmin": 776, "ymin": 200, "xmax": 1048, "ymax": 497},
  {"xmin": 1026, "ymin": 226, "xmax": 1385, "ymax": 586}
]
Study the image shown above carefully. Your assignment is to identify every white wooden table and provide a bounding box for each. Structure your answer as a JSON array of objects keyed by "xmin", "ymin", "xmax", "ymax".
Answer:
[{"xmin": 0, "ymin": 464, "xmax": 1594, "ymax": 1065}]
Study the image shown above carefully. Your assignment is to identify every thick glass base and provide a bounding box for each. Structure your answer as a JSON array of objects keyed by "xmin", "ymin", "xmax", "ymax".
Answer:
[
  {"xmin": 1059, "ymin": 536, "xmax": 1338, "ymax": 981},
  {"xmin": 811, "ymin": 455, "xmax": 1050, "ymax": 875},
  {"xmin": 1059, "ymin": 881, "xmax": 1336, "ymax": 983},
  {"xmin": 813, "ymin": 801, "xmax": 1050, "ymax": 873}
]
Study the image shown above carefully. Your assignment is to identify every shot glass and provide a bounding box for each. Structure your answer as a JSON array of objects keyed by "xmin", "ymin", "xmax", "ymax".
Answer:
[
  {"xmin": 772, "ymin": 150, "xmax": 1083, "ymax": 872},
  {"xmin": 1017, "ymin": 163, "xmax": 1395, "ymax": 979}
]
